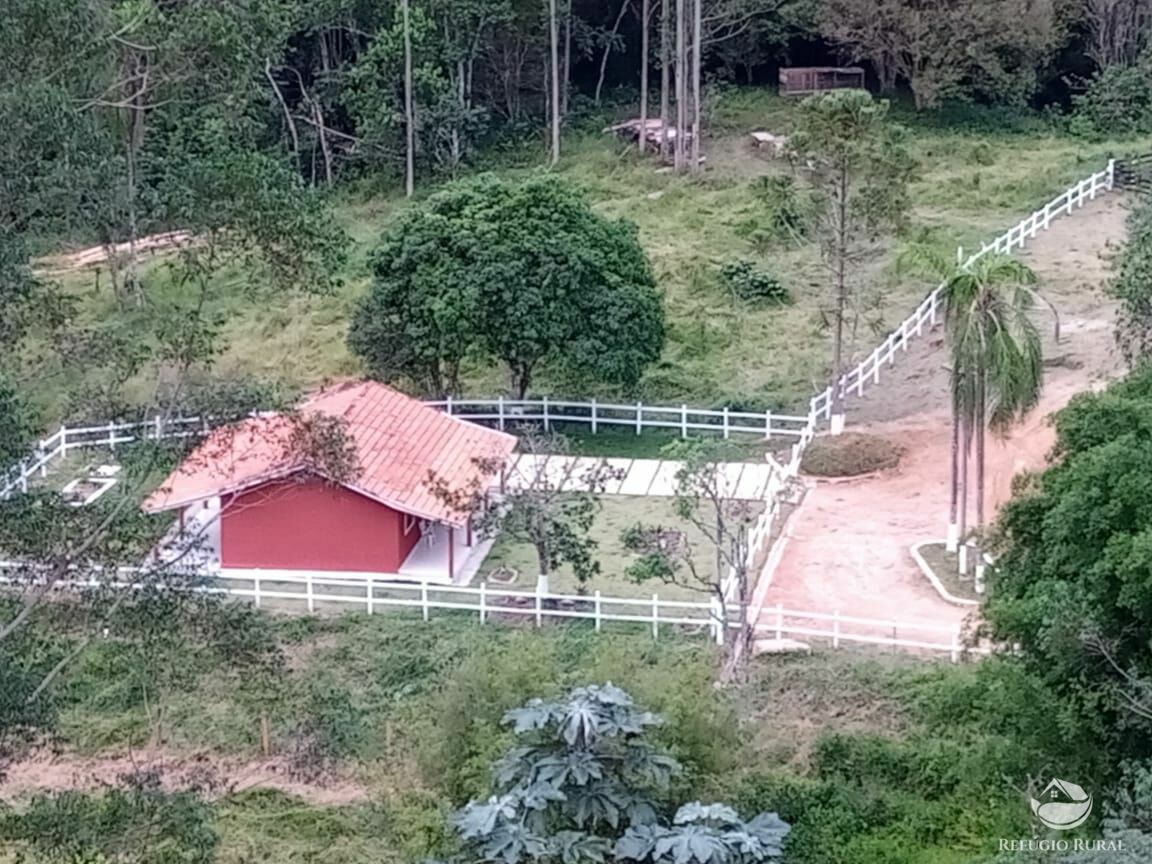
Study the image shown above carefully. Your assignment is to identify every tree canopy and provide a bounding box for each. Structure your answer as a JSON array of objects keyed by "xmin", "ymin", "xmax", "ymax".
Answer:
[
  {"xmin": 349, "ymin": 175, "xmax": 665, "ymax": 397},
  {"xmin": 986, "ymin": 367, "xmax": 1152, "ymax": 764}
]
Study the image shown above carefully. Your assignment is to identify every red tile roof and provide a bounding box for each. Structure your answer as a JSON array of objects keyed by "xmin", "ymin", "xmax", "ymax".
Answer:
[{"xmin": 142, "ymin": 381, "xmax": 517, "ymax": 525}]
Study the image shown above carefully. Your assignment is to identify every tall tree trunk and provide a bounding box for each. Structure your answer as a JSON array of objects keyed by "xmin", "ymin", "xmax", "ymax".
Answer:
[
  {"xmin": 639, "ymin": 0, "xmax": 650, "ymax": 154},
  {"xmin": 595, "ymin": 0, "xmax": 631, "ymax": 104},
  {"xmin": 561, "ymin": 1, "xmax": 571, "ymax": 116},
  {"xmin": 829, "ymin": 167, "xmax": 849, "ymax": 433},
  {"xmin": 674, "ymin": 0, "xmax": 686, "ymax": 171},
  {"xmin": 402, "ymin": 0, "xmax": 415, "ymax": 196},
  {"xmin": 946, "ymin": 406, "xmax": 960, "ymax": 551},
  {"xmin": 689, "ymin": 0, "xmax": 701, "ymax": 170},
  {"xmin": 659, "ymin": 0, "xmax": 670, "ymax": 159},
  {"xmin": 974, "ymin": 374, "xmax": 986, "ymax": 586},
  {"xmin": 548, "ymin": 0, "xmax": 561, "ymax": 165},
  {"xmin": 958, "ymin": 416, "xmax": 970, "ymax": 575}
]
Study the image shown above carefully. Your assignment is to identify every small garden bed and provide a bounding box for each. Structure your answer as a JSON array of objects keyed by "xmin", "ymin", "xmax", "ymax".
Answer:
[
  {"xmin": 800, "ymin": 432, "xmax": 903, "ymax": 477},
  {"xmin": 481, "ymin": 494, "xmax": 760, "ymax": 601},
  {"xmin": 914, "ymin": 542, "xmax": 982, "ymax": 604}
]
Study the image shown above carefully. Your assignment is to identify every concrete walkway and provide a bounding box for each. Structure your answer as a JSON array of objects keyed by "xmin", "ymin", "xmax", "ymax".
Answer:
[{"xmin": 499, "ymin": 454, "xmax": 779, "ymax": 500}]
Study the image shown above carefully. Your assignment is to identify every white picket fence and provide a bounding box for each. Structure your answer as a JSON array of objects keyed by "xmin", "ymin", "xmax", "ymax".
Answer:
[
  {"xmin": 0, "ymin": 562, "xmax": 973, "ymax": 660},
  {"xmin": 430, "ymin": 396, "xmax": 811, "ymax": 440},
  {"xmin": 808, "ymin": 161, "xmax": 1116, "ymax": 423}
]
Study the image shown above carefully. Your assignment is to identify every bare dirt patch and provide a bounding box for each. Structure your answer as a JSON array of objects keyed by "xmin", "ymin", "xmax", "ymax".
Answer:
[
  {"xmin": 800, "ymin": 432, "xmax": 903, "ymax": 477},
  {"xmin": 0, "ymin": 749, "xmax": 369, "ymax": 806}
]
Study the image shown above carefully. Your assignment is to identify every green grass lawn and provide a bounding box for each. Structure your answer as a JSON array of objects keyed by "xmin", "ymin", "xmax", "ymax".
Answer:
[
  {"xmin": 23, "ymin": 88, "xmax": 1151, "ymax": 428},
  {"xmin": 479, "ymin": 494, "xmax": 759, "ymax": 601}
]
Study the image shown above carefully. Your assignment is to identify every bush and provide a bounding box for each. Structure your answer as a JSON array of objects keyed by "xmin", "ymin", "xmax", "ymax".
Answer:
[
  {"xmin": 1071, "ymin": 57, "xmax": 1152, "ymax": 139},
  {"xmin": 745, "ymin": 175, "xmax": 814, "ymax": 247},
  {"xmin": 799, "ymin": 432, "xmax": 902, "ymax": 476},
  {"xmin": 718, "ymin": 260, "xmax": 790, "ymax": 304},
  {"xmin": 0, "ymin": 773, "xmax": 217, "ymax": 864}
]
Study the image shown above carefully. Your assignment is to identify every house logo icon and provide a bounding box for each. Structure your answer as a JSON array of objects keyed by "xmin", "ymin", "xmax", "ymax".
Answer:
[{"xmin": 1030, "ymin": 778, "xmax": 1093, "ymax": 830}]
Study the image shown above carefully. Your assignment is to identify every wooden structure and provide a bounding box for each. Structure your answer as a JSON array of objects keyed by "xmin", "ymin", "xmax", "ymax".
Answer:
[{"xmin": 779, "ymin": 67, "xmax": 865, "ymax": 97}]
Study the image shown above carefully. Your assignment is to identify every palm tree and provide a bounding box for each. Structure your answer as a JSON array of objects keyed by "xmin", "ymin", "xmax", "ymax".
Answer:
[{"xmin": 902, "ymin": 250, "xmax": 1054, "ymax": 583}]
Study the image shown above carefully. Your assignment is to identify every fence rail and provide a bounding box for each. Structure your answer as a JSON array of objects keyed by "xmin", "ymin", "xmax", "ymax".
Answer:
[
  {"xmin": 809, "ymin": 161, "xmax": 1116, "ymax": 422},
  {"xmin": 431, "ymin": 396, "xmax": 810, "ymax": 440},
  {"xmin": 0, "ymin": 562, "xmax": 972, "ymax": 660}
]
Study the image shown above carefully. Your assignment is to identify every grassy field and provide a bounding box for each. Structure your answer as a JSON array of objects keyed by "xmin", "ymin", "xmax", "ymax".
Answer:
[
  {"xmin": 25, "ymin": 88, "xmax": 1149, "ymax": 427},
  {"xmin": 479, "ymin": 494, "xmax": 761, "ymax": 600},
  {"xmin": 1, "ymin": 609, "xmax": 1046, "ymax": 864}
]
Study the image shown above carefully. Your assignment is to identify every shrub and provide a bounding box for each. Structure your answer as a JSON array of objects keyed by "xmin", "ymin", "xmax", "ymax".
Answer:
[
  {"xmin": 1071, "ymin": 56, "xmax": 1152, "ymax": 139},
  {"xmin": 0, "ymin": 773, "xmax": 217, "ymax": 864},
  {"xmin": 799, "ymin": 432, "xmax": 902, "ymax": 476},
  {"xmin": 719, "ymin": 260, "xmax": 790, "ymax": 304},
  {"xmin": 746, "ymin": 175, "xmax": 814, "ymax": 245}
]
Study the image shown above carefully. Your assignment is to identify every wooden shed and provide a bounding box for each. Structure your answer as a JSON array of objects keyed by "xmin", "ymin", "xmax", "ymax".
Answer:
[{"xmin": 779, "ymin": 67, "xmax": 865, "ymax": 97}]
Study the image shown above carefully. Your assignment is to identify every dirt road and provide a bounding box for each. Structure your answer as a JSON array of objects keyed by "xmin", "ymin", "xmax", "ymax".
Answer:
[{"xmin": 759, "ymin": 193, "xmax": 1129, "ymax": 629}]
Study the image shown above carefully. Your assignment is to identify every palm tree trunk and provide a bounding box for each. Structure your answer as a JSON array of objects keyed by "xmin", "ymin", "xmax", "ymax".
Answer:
[
  {"xmin": 947, "ymin": 407, "xmax": 960, "ymax": 551},
  {"xmin": 958, "ymin": 415, "xmax": 970, "ymax": 575},
  {"xmin": 974, "ymin": 375, "xmax": 987, "ymax": 590}
]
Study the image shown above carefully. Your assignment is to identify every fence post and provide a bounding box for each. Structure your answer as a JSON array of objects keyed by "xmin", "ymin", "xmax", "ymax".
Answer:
[
  {"xmin": 775, "ymin": 604, "xmax": 783, "ymax": 640},
  {"xmin": 37, "ymin": 446, "xmax": 47, "ymax": 478},
  {"xmin": 764, "ymin": 412, "xmax": 772, "ymax": 440},
  {"xmin": 535, "ymin": 584, "xmax": 543, "ymax": 627},
  {"xmin": 154, "ymin": 414, "xmax": 162, "ymax": 441},
  {"xmin": 19, "ymin": 463, "xmax": 28, "ymax": 493},
  {"xmin": 479, "ymin": 580, "xmax": 487, "ymax": 624},
  {"xmin": 253, "ymin": 573, "xmax": 261, "ymax": 608},
  {"xmin": 590, "ymin": 398, "xmax": 598, "ymax": 434},
  {"xmin": 306, "ymin": 571, "xmax": 315, "ymax": 613},
  {"xmin": 950, "ymin": 626, "xmax": 961, "ymax": 663},
  {"xmin": 956, "ymin": 245, "xmax": 963, "ymax": 264},
  {"xmin": 594, "ymin": 590, "xmax": 602, "ymax": 632},
  {"xmin": 107, "ymin": 421, "xmax": 116, "ymax": 451},
  {"xmin": 445, "ymin": 395, "xmax": 453, "ymax": 416},
  {"xmin": 542, "ymin": 395, "xmax": 550, "ymax": 431},
  {"xmin": 681, "ymin": 404, "xmax": 688, "ymax": 438},
  {"xmin": 1107, "ymin": 158, "xmax": 1116, "ymax": 190},
  {"xmin": 710, "ymin": 597, "xmax": 724, "ymax": 645},
  {"xmin": 366, "ymin": 576, "xmax": 374, "ymax": 615},
  {"xmin": 722, "ymin": 406, "xmax": 730, "ymax": 439},
  {"xmin": 651, "ymin": 593, "xmax": 659, "ymax": 639},
  {"xmin": 498, "ymin": 396, "xmax": 505, "ymax": 431},
  {"xmin": 421, "ymin": 583, "xmax": 430, "ymax": 621},
  {"xmin": 635, "ymin": 401, "xmax": 643, "ymax": 435},
  {"xmin": 832, "ymin": 610, "xmax": 841, "ymax": 648}
]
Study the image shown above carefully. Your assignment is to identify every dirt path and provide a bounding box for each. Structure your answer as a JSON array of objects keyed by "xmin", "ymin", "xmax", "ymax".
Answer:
[
  {"xmin": 760, "ymin": 193, "xmax": 1130, "ymax": 630},
  {"xmin": 0, "ymin": 749, "xmax": 368, "ymax": 806}
]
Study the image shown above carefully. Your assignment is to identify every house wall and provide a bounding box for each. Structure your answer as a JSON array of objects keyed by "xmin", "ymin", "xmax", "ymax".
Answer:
[{"xmin": 220, "ymin": 477, "xmax": 423, "ymax": 572}]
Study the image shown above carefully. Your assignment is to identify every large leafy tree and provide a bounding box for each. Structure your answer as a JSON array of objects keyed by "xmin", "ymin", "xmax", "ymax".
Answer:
[
  {"xmin": 788, "ymin": 90, "xmax": 913, "ymax": 433},
  {"xmin": 821, "ymin": 0, "xmax": 1063, "ymax": 109},
  {"xmin": 985, "ymin": 368, "xmax": 1152, "ymax": 766},
  {"xmin": 447, "ymin": 684, "xmax": 790, "ymax": 864},
  {"xmin": 349, "ymin": 175, "xmax": 665, "ymax": 398}
]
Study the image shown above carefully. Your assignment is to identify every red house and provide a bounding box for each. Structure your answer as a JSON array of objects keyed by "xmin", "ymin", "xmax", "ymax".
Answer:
[{"xmin": 143, "ymin": 381, "xmax": 517, "ymax": 582}]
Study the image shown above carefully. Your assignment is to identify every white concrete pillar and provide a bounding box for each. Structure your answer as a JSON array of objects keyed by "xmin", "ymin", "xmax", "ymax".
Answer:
[
  {"xmin": 946, "ymin": 522, "xmax": 959, "ymax": 552},
  {"xmin": 830, "ymin": 413, "xmax": 846, "ymax": 436}
]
